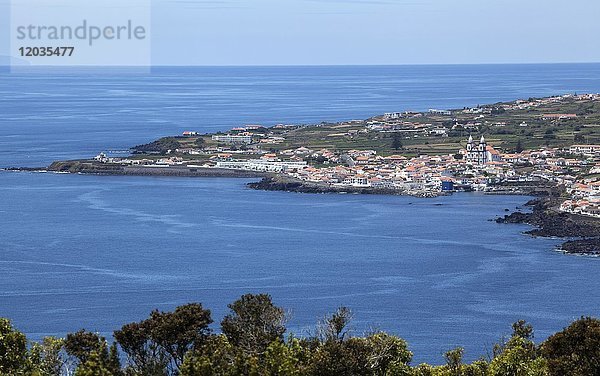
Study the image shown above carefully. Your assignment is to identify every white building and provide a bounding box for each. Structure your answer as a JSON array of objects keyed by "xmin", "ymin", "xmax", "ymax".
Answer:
[
  {"xmin": 212, "ymin": 134, "xmax": 253, "ymax": 144},
  {"xmin": 428, "ymin": 109, "xmax": 452, "ymax": 116},
  {"xmin": 216, "ymin": 159, "xmax": 307, "ymax": 172},
  {"xmin": 94, "ymin": 152, "xmax": 109, "ymax": 163},
  {"xmin": 465, "ymin": 135, "xmax": 501, "ymax": 165},
  {"xmin": 384, "ymin": 112, "xmax": 403, "ymax": 120},
  {"xmin": 341, "ymin": 176, "xmax": 370, "ymax": 187},
  {"xmin": 569, "ymin": 145, "xmax": 600, "ymax": 156},
  {"xmin": 465, "ymin": 135, "xmax": 488, "ymax": 165},
  {"xmin": 430, "ymin": 128, "xmax": 449, "ymax": 137}
]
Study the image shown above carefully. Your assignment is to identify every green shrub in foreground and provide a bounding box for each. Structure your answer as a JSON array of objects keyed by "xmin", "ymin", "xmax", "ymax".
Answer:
[{"xmin": 1, "ymin": 296, "xmax": 600, "ymax": 376}]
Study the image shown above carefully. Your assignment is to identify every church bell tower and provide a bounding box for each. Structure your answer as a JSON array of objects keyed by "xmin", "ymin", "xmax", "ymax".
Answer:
[{"xmin": 478, "ymin": 135, "xmax": 487, "ymax": 164}]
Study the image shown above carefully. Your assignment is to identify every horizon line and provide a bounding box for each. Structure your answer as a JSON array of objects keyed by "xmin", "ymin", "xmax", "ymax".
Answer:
[
  {"xmin": 3, "ymin": 61, "xmax": 600, "ymax": 69},
  {"xmin": 150, "ymin": 61, "xmax": 600, "ymax": 67}
]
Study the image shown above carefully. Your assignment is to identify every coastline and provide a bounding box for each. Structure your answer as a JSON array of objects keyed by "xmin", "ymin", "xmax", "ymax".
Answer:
[
  {"xmin": 496, "ymin": 197, "xmax": 600, "ymax": 255},
  {"xmin": 7, "ymin": 163, "xmax": 547, "ymax": 198},
  {"xmin": 247, "ymin": 175, "xmax": 563, "ymax": 197},
  {"xmin": 247, "ymin": 175, "xmax": 442, "ymax": 197},
  {"xmin": 11, "ymin": 160, "xmax": 272, "ymax": 179},
  {"xmin": 8, "ymin": 163, "xmax": 599, "ymax": 256},
  {"xmin": 9, "ymin": 161, "xmax": 561, "ymax": 197},
  {"xmin": 8, "ymin": 91, "xmax": 600, "ymax": 256},
  {"xmin": 250, "ymin": 175, "xmax": 600, "ymax": 255}
]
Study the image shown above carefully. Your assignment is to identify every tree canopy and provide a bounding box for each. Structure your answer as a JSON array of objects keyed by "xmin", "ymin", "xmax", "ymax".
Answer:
[{"xmin": 2, "ymin": 298, "xmax": 600, "ymax": 375}]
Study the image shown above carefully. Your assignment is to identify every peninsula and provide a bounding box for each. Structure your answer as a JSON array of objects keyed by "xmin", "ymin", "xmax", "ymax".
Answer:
[{"xmin": 15, "ymin": 93, "xmax": 600, "ymax": 254}]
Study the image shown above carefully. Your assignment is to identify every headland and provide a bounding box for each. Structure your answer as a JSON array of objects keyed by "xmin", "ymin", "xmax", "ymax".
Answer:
[{"xmin": 10, "ymin": 93, "xmax": 600, "ymax": 254}]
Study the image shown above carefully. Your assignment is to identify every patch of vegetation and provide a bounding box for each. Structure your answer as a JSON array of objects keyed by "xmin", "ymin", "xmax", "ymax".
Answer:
[
  {"xmin": 132, "ymin": 137, "xmax": 184, "ymax": 154},
  {"xmin": 129, "ymin": 96, "xmax": 600, "ymax": 161},
  {"xmin": 2, "ymin": 295, "xmax": 600, "ymax": 375}
]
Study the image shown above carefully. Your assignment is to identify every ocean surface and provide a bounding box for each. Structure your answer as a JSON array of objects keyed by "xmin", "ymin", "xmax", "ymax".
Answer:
[
  {"xmin": 2, "ymin": 64, "xmax": 600, "ymax": 168},
  {"xmin": 1, "ymin": 64, "xmax": 600, "ymax": 363}
]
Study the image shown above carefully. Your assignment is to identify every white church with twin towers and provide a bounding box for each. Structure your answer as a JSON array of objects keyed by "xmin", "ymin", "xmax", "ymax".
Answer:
[{"xmin": 465, "ymin": 135, "xmax": 501, "ymax": 165}]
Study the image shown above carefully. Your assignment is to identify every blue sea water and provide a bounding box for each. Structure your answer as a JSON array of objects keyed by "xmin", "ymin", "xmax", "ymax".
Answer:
[
  {"xmin": 2, "ymin": 64, "xmax": 600, "ymax": 168},
  {"xmin": 1, "ymin": 64, "xmax": 600, "ymax": 364}
]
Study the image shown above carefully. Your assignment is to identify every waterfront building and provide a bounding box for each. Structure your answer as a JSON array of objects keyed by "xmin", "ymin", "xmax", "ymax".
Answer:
[
  {"xmin": 94, "ymin": 152, "xmax": 109, "ymax": 163},
  {"xmin": 441, "ymin": 180, "xmax": 455, "ymax": 192},
  {"xmin": 342, "ymin": 176, "xmax": 370, "ymax": 187}
]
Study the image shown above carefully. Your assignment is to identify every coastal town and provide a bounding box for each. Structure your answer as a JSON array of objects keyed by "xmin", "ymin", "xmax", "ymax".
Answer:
[{"xmin": 80, "ymin": 93, "xmax": 600, "ymax": 220}]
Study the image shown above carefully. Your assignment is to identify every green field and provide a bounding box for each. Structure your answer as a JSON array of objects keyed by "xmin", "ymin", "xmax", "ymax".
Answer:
[{"xmin": 134, "ymin": 95, "xmax": 600, "ymax": 158}]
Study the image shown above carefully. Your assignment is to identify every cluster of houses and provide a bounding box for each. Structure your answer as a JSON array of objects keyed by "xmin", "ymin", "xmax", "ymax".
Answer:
[
  {"xmin": 215, "ymin": 157, "xmax": 307, "ymax": 173},
  {"xmin": 272, "ymin": 142, "xmax": 598, "ymax": 197},
  {"xmin": 91, "ymin": 91, "xmax": 600, "ymax": 210},
  {"xmin": 561, "ymin": 180, "xmax": 600, "ymax": 218},
  {"xmin": 497, "ymin": 93, "xmax": 600, "ymax": 112},
  {"xmin": 560, "ymin": 160, "xmax": 600, "ymax": 218},
  {"xmin": 562, "ymin": 143, "xmax": 600, "ymax": 218},
  {"xmin": 95, "ymin": 135, "xmax": 600, "ymax": 203},
  {"xmin": 366, "ymin": 93, "xmax": 600, "ymax": 137}
]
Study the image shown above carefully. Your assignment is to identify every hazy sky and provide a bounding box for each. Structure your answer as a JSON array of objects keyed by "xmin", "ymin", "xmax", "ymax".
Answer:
[
  {"xmin": 2, "ymin": 0, "xmax": 600, "ymax": 65},
  {"xmin": 151, "ymin": 0, "xmax": 600, "ymax": 65}
]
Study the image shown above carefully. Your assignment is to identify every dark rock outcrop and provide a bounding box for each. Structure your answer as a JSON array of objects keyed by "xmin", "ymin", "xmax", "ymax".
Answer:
[
  {"xmin": 47, "ymin": 160, "xmax": 267, "ymax": 178},
  {"xmin": 496, "ymin": 198, "xmax": 600, "ymax": 238},
  {"xmin": 247, "ymin": 176, "xmax": 432, "ymax": 196},
  {"xmin": 561, "ymin": 239, "xmax": 600, "ymax": 256},
  {"xmin": 497, "ymin": 197, "xmax": 600, "ymax": 256}
]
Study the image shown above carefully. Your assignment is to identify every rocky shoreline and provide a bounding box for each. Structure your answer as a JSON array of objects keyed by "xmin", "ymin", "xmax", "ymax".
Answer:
[
  {"xmin": 559, "ymin": 239, "xmax": 600, "ymax": 256},
  {"xmin": 252, "ymin": 177, "xmax": 600, "ymax": 255},
  {"xmin": 40, "ymin": 160, "xmax": 270, "ymax": 178},
  {"xmin": 247, "ymin": 176, "xmax": 441, "ymax": 197},
  {"xmin": 496, "ymin": 197, "xmax": 600, "ymax": 255},
  {"xmin": 8, "ymin": 161, "xmax": 600, "ymax": 256}
]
